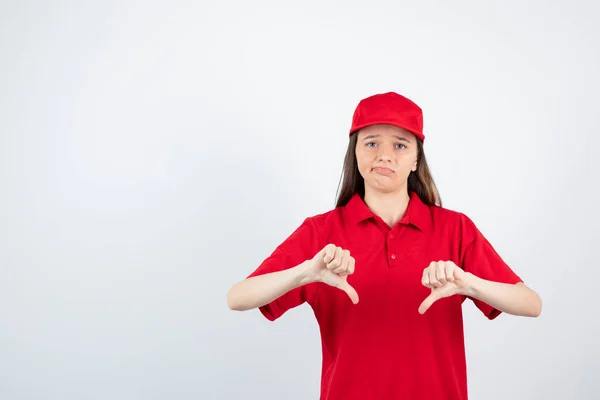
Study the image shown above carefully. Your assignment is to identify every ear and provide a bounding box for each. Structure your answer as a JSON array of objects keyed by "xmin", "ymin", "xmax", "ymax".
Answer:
[{"xmin": 411, "ymin": 158, "xmax": 418, "ymax": 172}]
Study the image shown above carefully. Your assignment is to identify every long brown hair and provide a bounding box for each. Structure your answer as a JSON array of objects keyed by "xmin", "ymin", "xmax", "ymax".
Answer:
[{"xmin": 335, "ymin": 131, "xmax": 442, "ymax": 208}]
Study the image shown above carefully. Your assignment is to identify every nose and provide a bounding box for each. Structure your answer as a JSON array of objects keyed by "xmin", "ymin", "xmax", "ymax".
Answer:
[{"xmin": 377, "ymin": 146, "xmax": 394, "ymax": 162}]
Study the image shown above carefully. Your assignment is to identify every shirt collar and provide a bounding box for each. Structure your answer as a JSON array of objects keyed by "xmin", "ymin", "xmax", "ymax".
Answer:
[{"xmin": 345, "ymin": 191, "xmax": 432, "ymax": 233}]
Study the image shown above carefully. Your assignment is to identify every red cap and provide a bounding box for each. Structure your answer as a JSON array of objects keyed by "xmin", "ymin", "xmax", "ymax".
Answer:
[{"xmin": 349, "ymin": 92, "xmax": 425, "ymax": 142}]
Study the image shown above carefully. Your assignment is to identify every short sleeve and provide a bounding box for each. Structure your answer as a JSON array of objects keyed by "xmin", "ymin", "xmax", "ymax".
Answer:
[
  {"xmin": 246, "ymin": 217, "xmax": 321, "ymax": 321},
  {"xmin": 459, "ymin": 214, "xmax": 523, "ymax": 320}
]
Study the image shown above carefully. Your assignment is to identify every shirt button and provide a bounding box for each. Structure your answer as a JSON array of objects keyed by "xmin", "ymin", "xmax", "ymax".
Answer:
[
  {"xmin": 389, "ymin": 233, "xmax": 395, "ymax": 239},
  {"xmin": 391, "ymin": 254, "xmax": 396, "ymax": 260}
]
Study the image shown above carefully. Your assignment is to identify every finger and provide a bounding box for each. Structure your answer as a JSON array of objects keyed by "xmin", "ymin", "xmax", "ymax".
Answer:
[
  {"xmin": 419, "ymin": 292, "xmax": 439, "ymax": 314},
  {"xmin": 445, "ymin": 261, "xmax": 455, "ymax": 282},
  {"xmin": 422, "ymin": 267, "xmax": 433, "ymax": 288},
  {"xmin": 347, "ymin": 256, "xmax": 355, "ymax": 275},
  {"xmin": 322, "ymin": 244, "xmax": 336, "ymax": 264},
  {"xmin": 327, "ymin": 247, "xmax": 343, "ymax": 270},
  {"xmin": 436, "ymin": 261, "xmax": 447, "ymax": 284},
  {"xmin": 428, "ymin": 263, "xmax": 442, "ymax": 287},
  {"xmin": 333, "ymin": 250, "xmax": 350, "ymax": 274},
  {"xmin": 338, "ymin": 280, "xmax": 359, "ymax": 304},
  {"xmin": 332, "ymin": 250, "xmax": 348, "ymax": 274}
]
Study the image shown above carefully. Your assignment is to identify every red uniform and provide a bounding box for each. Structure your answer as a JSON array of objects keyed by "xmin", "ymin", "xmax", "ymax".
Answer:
[{"xmin": 248, "ymin": 192, "xmax": 523, "ymax": 400}]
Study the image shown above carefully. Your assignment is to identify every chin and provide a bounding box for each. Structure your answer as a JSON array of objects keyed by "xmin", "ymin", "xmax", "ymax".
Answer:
[{"xmin": 366, "ymin": 181, "xmax": 401, "ymax": 194}]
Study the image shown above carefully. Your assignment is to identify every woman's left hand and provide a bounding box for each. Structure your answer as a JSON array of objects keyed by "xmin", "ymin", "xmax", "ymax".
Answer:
[{"xmin": 418, "ymin": 260, "xmax": 472, "ymax": 314}]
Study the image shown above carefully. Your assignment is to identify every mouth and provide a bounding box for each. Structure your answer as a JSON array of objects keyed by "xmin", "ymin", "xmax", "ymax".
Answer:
[{"xmin": 372, "ymin": 167, "xmax": 394, "ymax": 175}]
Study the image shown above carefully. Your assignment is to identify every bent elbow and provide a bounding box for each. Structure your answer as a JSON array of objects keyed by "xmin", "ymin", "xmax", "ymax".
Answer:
[
  {"xmin": 226, "ymin": 286, "xmax": 240, "ymax": 311},
  {"xmin": 529, "ymin": 292, "xmax": 542, "ymax": 317},
  {"xmin": 227, "ymin": 296, "xmax": 236, "ymax": 311},
  {"xmin": 533, "ymin": 298, "xmax": 542, "ymax": 317},
  {"xmin": 227, "ymin": 284, "xmax": 250, "ymax": 311}
]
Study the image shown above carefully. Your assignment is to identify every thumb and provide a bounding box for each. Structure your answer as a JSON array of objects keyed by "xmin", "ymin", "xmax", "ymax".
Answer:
[
  {"xmin": 418, "ymin": 291, "xmax": 440, "ymax": 314},
  {"xmin": 337, "ymin": 280, "xmax": 359, "ymax": 304}
]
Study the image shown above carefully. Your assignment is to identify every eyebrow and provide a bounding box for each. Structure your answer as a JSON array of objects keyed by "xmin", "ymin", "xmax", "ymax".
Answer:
[{"xmin": 362, "ymin": 134, "xmax": 412, "ymax": 143}]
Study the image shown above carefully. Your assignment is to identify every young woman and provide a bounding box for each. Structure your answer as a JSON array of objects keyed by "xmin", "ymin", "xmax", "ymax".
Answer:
[{"xmin": 227, "ymin": 91, "xmax": 542, "ymax": 400}]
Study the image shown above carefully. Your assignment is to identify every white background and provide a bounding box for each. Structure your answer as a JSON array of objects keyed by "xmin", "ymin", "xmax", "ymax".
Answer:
[{"xmin": 1, "ymin": 1, "xmax": 598, "ymax": 399}]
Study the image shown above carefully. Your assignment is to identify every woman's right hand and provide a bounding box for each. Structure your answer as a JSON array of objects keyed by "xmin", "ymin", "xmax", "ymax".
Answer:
[{"xmin": 306, "ymin": 244, "xmax": 359, "ymax": 304}]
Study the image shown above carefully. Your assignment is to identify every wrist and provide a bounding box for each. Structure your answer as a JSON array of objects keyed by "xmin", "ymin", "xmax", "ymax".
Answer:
[
  {"xmin": 462, "ymin": 272, "xmax": 483, "ymax": 297},
  {"xmin": 296, "ymin": 261, "xmax": 318, "ymax": 285}
]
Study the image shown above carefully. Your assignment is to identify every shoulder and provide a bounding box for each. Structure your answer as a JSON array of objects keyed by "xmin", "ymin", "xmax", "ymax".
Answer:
[
  {"xmin": 302, "ymin": 206, "xmax": 345, "ymax": 233},
  {"xmin": 429, "ymin": 203, "xmax": 465, "ymax": 224},
  {"xmin": 428, "ymin": 203, "xmax": 480, "ymax": 237}
]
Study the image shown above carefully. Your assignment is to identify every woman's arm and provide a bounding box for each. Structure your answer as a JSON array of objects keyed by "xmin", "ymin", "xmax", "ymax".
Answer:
[
  {"xmin": 419, "ymin": 261, "xmax": 542, "ymax": 317},
  {"xmin": 464, "ymin": 274, "xmax": 542, "ymax": 317},
  {"xmin": 227, "ymin": 244, "xmax": 360, "ymax": 311},
  {"xmin": 227, "ymin": 261, "xmax": 313, "ymax": 311}
]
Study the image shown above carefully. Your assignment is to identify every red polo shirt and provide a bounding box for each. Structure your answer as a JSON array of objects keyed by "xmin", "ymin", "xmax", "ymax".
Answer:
[{"xmin": 247, "ymin": 191, "xmax": 523, "ymax": 400}]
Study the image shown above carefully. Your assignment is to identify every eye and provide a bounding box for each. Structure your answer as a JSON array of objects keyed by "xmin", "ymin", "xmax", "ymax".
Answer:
[
  {"xmin": 395, "ymin": 143, "xmax": 407, "ymax": 149},
  {"xmin": 366, "ymin": 142, "xmax": 377, "ymax": 147}
]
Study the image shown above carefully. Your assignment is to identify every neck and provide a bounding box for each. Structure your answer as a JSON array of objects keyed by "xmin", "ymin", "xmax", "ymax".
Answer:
[{"xmin": 363, "ymin": 187, "xmax": 411, "ymax": 228}]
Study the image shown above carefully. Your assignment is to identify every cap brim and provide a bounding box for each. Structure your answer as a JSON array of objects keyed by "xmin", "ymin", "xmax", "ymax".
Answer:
[{"xmin": 350, "ymin": 120, "xmax": 425, "ymax": 141}]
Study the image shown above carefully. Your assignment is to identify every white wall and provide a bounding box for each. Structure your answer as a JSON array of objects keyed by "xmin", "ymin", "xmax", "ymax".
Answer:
[{"xmin": 1, "ymin": 1, "xmax": 598, "ymax": 399}]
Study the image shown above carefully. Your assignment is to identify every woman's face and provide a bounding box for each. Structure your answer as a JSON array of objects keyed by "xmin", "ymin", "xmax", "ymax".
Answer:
[{"xmin": 355, "ymin": 124, "xmax": 419, "ymax": 195}]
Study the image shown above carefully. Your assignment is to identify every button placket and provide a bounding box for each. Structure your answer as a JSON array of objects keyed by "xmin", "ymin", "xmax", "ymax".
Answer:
[{"xmin": 388, "ymin": 229, "xmax": 397, "ymax": 265}]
